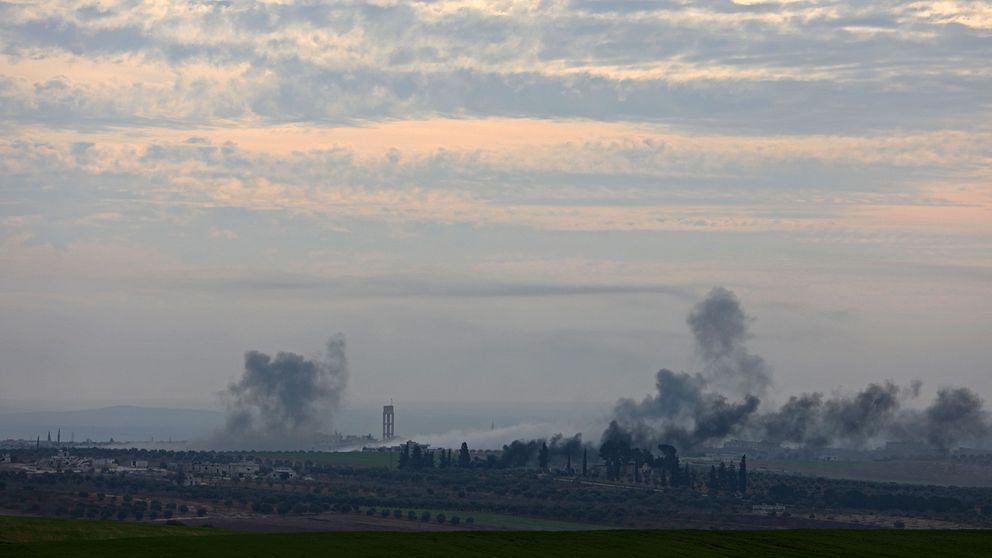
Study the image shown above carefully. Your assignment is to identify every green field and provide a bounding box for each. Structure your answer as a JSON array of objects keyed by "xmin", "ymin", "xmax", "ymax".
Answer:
[
  {"xmin": 3, "ymin": 517, "xmax": 992, "ymax": 557},
  {"xmin": 252, "ymin": 450, "xmax": 395, "ymax": 468},
  {"xmin": 755, "ymin": 458, "xmax": 992, "ymax": 487},
  {"xmin": 0, "ymin": 516, "xmax": 227, "ymax": 544}
]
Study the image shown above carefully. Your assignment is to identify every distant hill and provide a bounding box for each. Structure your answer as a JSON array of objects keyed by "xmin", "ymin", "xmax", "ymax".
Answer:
[{"xmin": 0, "ymin": 405, "xmax": 224, "ymax": 442}]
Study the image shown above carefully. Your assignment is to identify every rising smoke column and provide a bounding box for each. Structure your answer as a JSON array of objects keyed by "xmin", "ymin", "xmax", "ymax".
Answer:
[
  {"xmin": 687, "ymin": 286, "xmax": 771, "ymax": 397},
  {"xmin": 220, "ymin": 335, "xmax": 348, "ymax": 448},
  {"xmin": 608, "ymin": 288, "xmax": 768, "ymax": 449}
]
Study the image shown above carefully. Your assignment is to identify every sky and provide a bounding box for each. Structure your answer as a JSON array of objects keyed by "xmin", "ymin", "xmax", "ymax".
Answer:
[{"xmin": 1, "ymin": 0, "xmax": 990, "ymax": 413}]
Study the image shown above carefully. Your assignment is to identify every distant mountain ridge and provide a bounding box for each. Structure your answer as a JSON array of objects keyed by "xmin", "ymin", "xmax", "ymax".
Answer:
[{"xmin": 0, "ymin": 405, "xmax": 225, "ymax": 442}]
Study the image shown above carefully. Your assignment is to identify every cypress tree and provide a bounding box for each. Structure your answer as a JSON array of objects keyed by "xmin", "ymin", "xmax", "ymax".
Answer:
[{"xmin": 738, "ymin": 455, "xmax": 748, "ymax": 494}]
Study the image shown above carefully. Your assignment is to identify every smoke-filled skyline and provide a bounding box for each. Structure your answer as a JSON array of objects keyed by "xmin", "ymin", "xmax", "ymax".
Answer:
[
  {"xmin": 217, "ymin": 335, "xmax": 349, "ymax": 449},
  {"xmin": 606, "ymin": 289, "xmax": 992, "ymax": 454},
  {"xmin": 1, "ymin": 1, "xmax": 989, "ymax": 410}
]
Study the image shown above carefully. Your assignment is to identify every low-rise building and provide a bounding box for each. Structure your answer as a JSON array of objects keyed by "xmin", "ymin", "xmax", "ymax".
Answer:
[
  {"xmin": 191, "ymin": 461, "xmax": 260, "ymax": 479},
  {"xmin": 269, "ymin": 467, "xmax": 297, "ymax": 481}
]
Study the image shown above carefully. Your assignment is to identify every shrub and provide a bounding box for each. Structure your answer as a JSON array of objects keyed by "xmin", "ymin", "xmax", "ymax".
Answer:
[
  {"xmin": 435, "ymin": 513, "xmax": 446, "ymax": 524},
  {"xmin": 393, "ymin": 509, "xmax": 403, "ymax": 519},
  {"xmin": 420, "ymin": 511, "xmax": 431, "ymax": 522},
  {"xmin": 450, "ymin": 515, "xmax": 460, "ymax": 526},
  {"xmin": 465, "ymin": 517, "xmax": 474, "ymax": 526},
  {"xmin": 407, "ymin": 510, "xmax": 417, "ymax": 520},
  {"xmin": 197, "ymin": 507, "xmax": 207, "ymax": 517},
  {"xmin": 894, "ymin": 520, "xmax": 906, "ymax": 529}
]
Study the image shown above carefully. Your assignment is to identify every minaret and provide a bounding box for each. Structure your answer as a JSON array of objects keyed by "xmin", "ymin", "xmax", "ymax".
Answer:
[{"xmin": 57, "ymin": 429, "xmax": 61, "ymax": 445}]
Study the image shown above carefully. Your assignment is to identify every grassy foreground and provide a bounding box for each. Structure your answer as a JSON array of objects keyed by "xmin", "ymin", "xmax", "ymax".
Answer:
[{"xmin": 2, "ymin": 516, "xmax": 991, "ymax": 558}]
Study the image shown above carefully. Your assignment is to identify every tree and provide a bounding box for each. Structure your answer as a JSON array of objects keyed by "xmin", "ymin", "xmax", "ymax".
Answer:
[
  {"xmin": 458, "ymin": 442, "xmax": 471, "ymax": 468},
  {"xmin": 738, "ymin": 455, "xmax": 748, "ymax": 494},
  {"xmin": 600, "ymin": 421, "xmax": 631, "ymax": 481},
  {"xmin": 399, "ymin": 443, "xmax": 410, "ymax": 469},
  {"xmin": 411, "ymin": 444, "xmax": 423, "ymax": 469},
  {"xmin": 538, "ymin": 442, "xmax": 549, "ymax": 470},
  {"xmin": 582, "ymin": 448, "xmax": 587, "ymax": 476},
  {"xmin": 707, "ymin": 465, "xmax": 718, "ymax": 492},
  {"xmin": 658, "ymin": 444, "xmax": 681, "ymax": 487}
]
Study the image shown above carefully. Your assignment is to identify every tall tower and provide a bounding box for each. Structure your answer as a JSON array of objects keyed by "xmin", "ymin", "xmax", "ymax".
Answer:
[{"xmin": 382, "ymin": 404, "xmax": 395, "ymax": 442}]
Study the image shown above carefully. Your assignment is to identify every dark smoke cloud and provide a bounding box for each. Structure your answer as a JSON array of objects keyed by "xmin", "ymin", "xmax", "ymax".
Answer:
[
  {"xmin": 218, "ymin": 335, "xmax": 348, "ymax": 449},
  {"xmin": 687, "ymin": 287, "xmax": 771, "ymax": 396},
  {"xmin": 498, "ymin": 433, "xmax": 584, "ymax": 468},
  {"xmin": 922, "ymin": 387, "xmax": 989, "ymax": 453},
  {"xmin": 604, "ymin": 288, "xmax": 991, "ymax": 454}
]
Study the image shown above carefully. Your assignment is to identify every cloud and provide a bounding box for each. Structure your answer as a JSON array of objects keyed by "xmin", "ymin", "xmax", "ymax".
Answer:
[{"xmin": 0, "ymin": 1, "xmax": 989, "ymax": 132}]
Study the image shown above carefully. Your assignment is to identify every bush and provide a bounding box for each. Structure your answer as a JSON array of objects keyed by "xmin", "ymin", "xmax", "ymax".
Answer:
[
  {"xmin": 197, "ymin": 507, "xmax": 207, "ymax": 517},
  {"xmin": 465, "ymin": 517, "xmax": 474, "ymax": 526},
  {"xmin": 366, "ymin": 508, "xmax": 376, "ymax": 516},
  {"xmin": 450, "ymin": 515, "xmax": 460, "ymax": 526},
  {"xmin": 420, "ymin": 511, "xmax": 431, "ymax": 522},
  {"xmin": 393, "ymin": 509, "xmax": 403, "ymax": 519},
  {"xmin": 408, "ymin": 510, "xmax": 417, "ymax": 520},
  {"xmin": 894, "ymin": 520, "xmax": 906, "ymax": 529},
  {"xmin": 435, "ymin": 513, "xmax": 446, "ymax": 524},
  {"xmin": 179, "ymin": 504, "xmax": 189, "ymax": 513},
  {"xmin": 380, "ymin": 508, "xmax": 390, "ymax": 518}
]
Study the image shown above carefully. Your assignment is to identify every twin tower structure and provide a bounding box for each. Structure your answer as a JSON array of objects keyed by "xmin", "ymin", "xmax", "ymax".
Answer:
[{"xmin": 382, "ymin": 404, "xmax": 394, "ymax": 442}]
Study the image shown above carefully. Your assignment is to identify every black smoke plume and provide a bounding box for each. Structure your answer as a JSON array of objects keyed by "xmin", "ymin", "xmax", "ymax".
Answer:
[
  {"xmin": 921, "ymin": 387, "xmax": 989, "ymax": 453},
  {"xmin": 687, "ymin": 287, "xmax": 771, "ymax": 396},
  {"xmin": 497, "ymin": 433, "xmax": 584, "ymax": 468},
  {"xmin": 218, "ymin": 335, "xmax": 348, "ymax": 449},
  {"xmin": 604, "ymin": 288, "xmax": 991, "ymax": 454}
]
